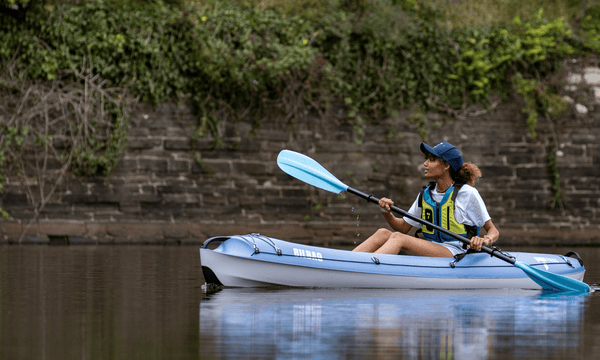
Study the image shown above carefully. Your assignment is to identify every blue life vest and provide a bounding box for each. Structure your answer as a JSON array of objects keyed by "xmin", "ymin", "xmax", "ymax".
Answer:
[{"xmin": 419, "ymin": 183, "xmax": 480, "ymax": 244}]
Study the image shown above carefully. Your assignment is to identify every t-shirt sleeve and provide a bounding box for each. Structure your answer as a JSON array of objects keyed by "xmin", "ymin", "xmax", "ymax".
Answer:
[
  {"xmin": 454, "ymin": 185, "xmax": 491, "ymax": 227},
  {"xmin": 403, "ymin": 193, "xmax": 423, "ymax": 228}
]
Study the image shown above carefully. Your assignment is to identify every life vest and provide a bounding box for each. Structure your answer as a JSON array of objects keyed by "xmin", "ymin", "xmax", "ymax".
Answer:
[{"xmin": 418, "ymin": 182, "xmax": 479, "ymax": 244}]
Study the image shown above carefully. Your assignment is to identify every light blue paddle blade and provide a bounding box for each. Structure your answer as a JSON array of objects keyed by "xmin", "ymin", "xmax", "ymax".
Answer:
[
  {"xmin": 514, "ymin": 261, "xmax": 590, "ymax": 293},
  {"xmin": 277, "ymin": 150, "xmax": 348, "ymax": 194}
]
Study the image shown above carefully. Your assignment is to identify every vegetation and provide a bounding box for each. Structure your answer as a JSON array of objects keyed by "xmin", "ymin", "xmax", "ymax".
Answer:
[{"xmin": 1, "ymin": 0, "xmax": 599, "ymax": 218}]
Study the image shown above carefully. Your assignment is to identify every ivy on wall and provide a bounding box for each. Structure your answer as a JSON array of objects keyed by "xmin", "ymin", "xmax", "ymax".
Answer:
[{"xmin": 1, "ymin": 0, "xmax": 599, "ymax": 218}]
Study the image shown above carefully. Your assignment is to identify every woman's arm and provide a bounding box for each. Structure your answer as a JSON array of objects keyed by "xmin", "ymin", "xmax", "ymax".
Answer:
[
  {"xmin": 469, "ymin": 219, "xmax": 499, "ymax": 251},
  {"xmin": 379, "ymin": 198, "xmax": 412, "ymax": 234}
]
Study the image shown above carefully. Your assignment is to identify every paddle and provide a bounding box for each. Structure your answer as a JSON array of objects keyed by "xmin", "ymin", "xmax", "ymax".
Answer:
[{"xmin": 277, "ymin": 149, "xmax": 590, "ymax": 293}]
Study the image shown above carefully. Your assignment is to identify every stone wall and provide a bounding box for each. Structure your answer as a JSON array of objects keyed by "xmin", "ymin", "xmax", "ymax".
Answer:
[{"xmin": 2, "ymin": 67, "xmax": 600, "ymax": 246}]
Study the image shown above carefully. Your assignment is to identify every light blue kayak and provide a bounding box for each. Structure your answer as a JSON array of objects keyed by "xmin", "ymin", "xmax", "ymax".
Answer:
[{"xmin": 199, "ymin": 234, "xmax": 586, "ymax": 290}]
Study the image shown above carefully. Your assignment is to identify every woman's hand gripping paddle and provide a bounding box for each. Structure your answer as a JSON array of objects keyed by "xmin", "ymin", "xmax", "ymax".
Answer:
[{"xmin": 277, "ymin": 149, "xmax": 590, "ymax": 294}]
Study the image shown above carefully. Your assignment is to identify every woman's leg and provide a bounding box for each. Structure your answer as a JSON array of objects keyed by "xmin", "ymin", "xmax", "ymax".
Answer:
[
  {"xmin": 374, "ymin": 232, "xmax": 453, "ymax": 257},
  {"xmin": 353, "ymin": 228, "xmax": 392, "ymax": 252}
]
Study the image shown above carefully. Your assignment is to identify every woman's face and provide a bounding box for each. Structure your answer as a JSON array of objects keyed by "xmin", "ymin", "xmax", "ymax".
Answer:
[{"xmin": 423, "ymin": 154, "xmax": 449, "ymax": 179}]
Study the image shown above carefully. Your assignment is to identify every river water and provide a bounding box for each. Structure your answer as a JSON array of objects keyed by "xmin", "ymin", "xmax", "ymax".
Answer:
[{"xmin": 1, "ymin": 244, "xmax": 599, "ymax": 359}]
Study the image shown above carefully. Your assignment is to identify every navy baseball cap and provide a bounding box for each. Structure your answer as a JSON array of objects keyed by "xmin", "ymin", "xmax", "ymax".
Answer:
[{"xmin": 420, "ymin": 142, "xmax": 463, "ymax": 172}]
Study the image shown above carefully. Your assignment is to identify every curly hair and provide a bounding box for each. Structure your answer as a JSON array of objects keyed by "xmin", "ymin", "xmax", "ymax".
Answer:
[
  {"xmin": 450, "ymin": 162, "xmax": 482, "ymax": 186},
  {"xmin": 426, "ymin": 153, "xmax": 482, "ymax": 186}
]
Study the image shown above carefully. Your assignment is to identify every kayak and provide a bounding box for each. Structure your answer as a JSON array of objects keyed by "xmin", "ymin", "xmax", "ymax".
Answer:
[{"xmin": 199, "ymin": 234, "xmax": 586, "ymax": 290}]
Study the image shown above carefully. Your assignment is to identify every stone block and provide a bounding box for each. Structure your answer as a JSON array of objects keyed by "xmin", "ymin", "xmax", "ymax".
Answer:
[
  {"xmin": 192, "ymin": 160, "xmax": 231, "ymax": 174},
  {"xmin": 163, "ymin": 193, "xmax": 199, "ymax": 204},
  {"xmin": 363, "ymin": 142, "xmax": 393, "ymax": 154},
  {"xmin": 62, "ymin": 193, "xmax": 99, "ymax": 204},
  {"xmin": 265, "ymin": 197, "xmax": 310, "ymax": 213},
  {"xmin": 113, "ymin": 184, "xmax": 142, "ymax": 194},
  {"xmin": 132, "ymin": 184, "xmax": 150, "ymax": 193},
  {"xmin": 506, "ymin": 153, "xmax": 536, "ymax": 165},
  {"xmin": 170, "ymin": 159, "xmax": 191, "ymax": 173},
  {"xmin": 566, "ymin": 178, "xmax": 600, "ymax": 191},
  {"xmin": 238, "ymin": 196, "xmax": 264, "ymax": 209},
  {"xmin": 96, "ymin": 192, "xmax": 125, "ymax": 203},
  {"xmin": 111, "ymin": 159, "xmax": 138, "ymax": 176},
  {"xmin": 391, "ymin": 163, "xmax": 421, "ymax": 177},
  {"xmin": 232, "ymin": 161, "xmax": 267, "ymax": 176},
  {"xmin": 138, "ymin": 158, "xmax": 169, "ymax": 174},
  {"xmin": 74, "ymin": 202, "xmax": 120, "ymax": 213},
  {"xmin": 165, "ymin": 127, "xmax": 189, "ymax": 137},
  {"xmin": 106, "ymin": 223, "xmax": 164, "ymax": 238},
  {"xmin": 567, "ymin": 73, "xmax": 582, "ymax": 84},
  {"xmin": 282, "ymin": 188, "xmax": 308, "ymax": 197},
  {"xmin": 43, "ymin": 211, "xmax": 89, "ymax": 220},
  {"xmin": 0, "ymin": 222, "xmax": 23, "ymax": 240},
  {"xmin": 255, "ymin": 187, "xmax": 282, "ymax": 197},
  {"xmin": 127, "ymin": 138, "xmax": 162, "ymax": 150},
  {"xmin": 559, "ymin": 166, "xmax": 600, "ymax": 178},
  {"xmin": 191, "ymin": 139, "xmax": 215, "ymax": 151},
  {"xmin": 119, "ymin": 205, "xmax": 141, "ymax": 214},
  {"xmin": 593, "ymin": 86, "xmax": 600, "ymax": 104},
  {"xmin": 39, "ymin": 204, "xmax": 71, "ymax": 214},
  {"xmin": 119, "ymin": 193, "xmax": 162, "ymax": 205},
  {"xmin": 141, "ymin": 201, "xmax": 182, "ymax": 212},
  {"xmin": 167, "ymin": 222, "xmax": 202, "ymax": 237},
  {"xmin": 478, "ymin": 165, "xmax": 514, "ymax": 178},
  {"xmin": 67, "ymin": 236, "xmax": 99, "ymax": 245},
  {"xmin": 2, "ymin": 192, "xmax": 29, "ymax": 206},
  {"xmin": 157, "ymin": 185, "xmax": 186, "ymax": 194},
  {"xmin": 513, "ymin": 194, "xmax": 548, "ymax": 211},
  {"xmin": 515, "ymin": 166, "xmax": 545, "ymax": 179},
  {"xmin": 236, "ymin": 140, "xmax": 260, "ymax": 152},
  {"xmin": 254, "ymin": 129, "xmax": 289, "ymax": 141},
  {"xmin": 128, "ymin": 127, "xmax": 150, "ymax": 137},
  {"xmin": 202, "ymin": 194, "xmax": 228, "ymax": 206},
  {"xmin": 584, "ymin": 67, "xmax": 600, "ymax": 85},
  {"xmin": 22, "ymin": 234, "xmax": 50, "ymax": 244},
  {"xmin": 316, "ymin": 141, "xmax": 362, "ymax": 153},
  {"xmin": 36, "ymin": 222, "xmax": 87, "ymax": 236},
  {"xmin": 68, "ymin": 184, "xmax": 90, "ymax": 195},
  {"xmin": 165, "ymin": 138, "xmax": 192, "ymax": 150}
]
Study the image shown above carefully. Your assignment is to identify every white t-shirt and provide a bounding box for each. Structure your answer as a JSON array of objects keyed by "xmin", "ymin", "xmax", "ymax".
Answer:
[{"xmin": 403, "ymin": 184, "xmax": 491, "ymax": 228}]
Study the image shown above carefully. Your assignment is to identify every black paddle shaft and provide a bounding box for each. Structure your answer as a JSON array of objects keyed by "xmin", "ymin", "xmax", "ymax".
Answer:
[{"xmin": 346, "ymin": 187, "xmax": 516, "ymax": 264}]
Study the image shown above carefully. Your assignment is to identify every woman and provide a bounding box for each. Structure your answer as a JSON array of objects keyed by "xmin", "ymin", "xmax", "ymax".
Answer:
[{"xmin": 353, "ymin": 141, "xmax": 499, "ymax": 257}]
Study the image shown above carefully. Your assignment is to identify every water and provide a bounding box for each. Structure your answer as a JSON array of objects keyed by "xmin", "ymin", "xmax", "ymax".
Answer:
[{"xmin": 1, "ymin": 245, "xmax": 600, "ymax": 359}]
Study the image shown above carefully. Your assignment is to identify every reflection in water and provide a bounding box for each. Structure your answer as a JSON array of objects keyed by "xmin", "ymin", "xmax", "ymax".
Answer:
[
  {"xmin": 0, "ymin": 245, "xmax": 597, "ymax": 359},
  {"xmin": 200, "ymin": 289, "xmax": 587, "ymax": 359},
  {"xmin": 0, "ymin": 246, "xmax": 202, "ymax": 360}
]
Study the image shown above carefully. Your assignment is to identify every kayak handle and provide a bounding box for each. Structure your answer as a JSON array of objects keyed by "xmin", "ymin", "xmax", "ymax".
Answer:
[
  {"xmin": 563, "ymin": 251, "xmax": 584, "ymax": 266},
  {"xmin": 202, "ymin": 236, "xmax": 231, "ymax": 249}
]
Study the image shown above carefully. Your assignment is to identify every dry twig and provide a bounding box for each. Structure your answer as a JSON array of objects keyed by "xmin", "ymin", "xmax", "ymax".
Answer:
[{"xmin": 0, "ymin": 52, "xmax": 136, "ymax": 242}]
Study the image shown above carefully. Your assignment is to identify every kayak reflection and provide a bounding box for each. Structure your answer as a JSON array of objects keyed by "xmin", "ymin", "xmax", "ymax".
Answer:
[{"xmin": 199, "ymin": 288, "xmax": 587, "ymax": 359}]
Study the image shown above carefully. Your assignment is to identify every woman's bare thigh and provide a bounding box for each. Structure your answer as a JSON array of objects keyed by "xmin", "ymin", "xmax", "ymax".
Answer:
[{"xmin": 375, "ymin": 232, "xmax": 453, "ymax": 257}]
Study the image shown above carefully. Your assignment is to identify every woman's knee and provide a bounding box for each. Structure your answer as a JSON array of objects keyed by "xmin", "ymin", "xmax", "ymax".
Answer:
[
  {"xmin": 388, "ymin": 232, "xmax": 410, "ymax": 245},
  {"xmin": 375, "ymin": 228, "xmax": 392, "ymax": 238}
]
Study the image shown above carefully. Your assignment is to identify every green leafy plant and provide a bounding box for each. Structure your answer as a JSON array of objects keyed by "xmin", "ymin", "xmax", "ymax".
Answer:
[
  {"xmin": 0, "ymin": 125, "xmax": 29, "ymax": 219},
  {"xmin": 547, "ymin": 145, "xmax": 565, "ymax": 208},
  {"xmin": 0, "ymin": 0, "xmax": 594, "ymax": 181},
  {"xmin": 406, "ymin": 110, "xmax": 428, "ymax": 142},
  {"xmin": 580, "ymin": 5, "xmax": 600, "ymax": 54},
  {"xmin": 512, "ymin": 73, "xmax": 541, "ymax": 137}
]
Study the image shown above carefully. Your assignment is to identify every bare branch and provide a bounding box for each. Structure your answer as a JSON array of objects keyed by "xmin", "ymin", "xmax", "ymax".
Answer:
[{"xmin": 1, "ymin": 59, "xmax": 136, "ymax": 242}]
